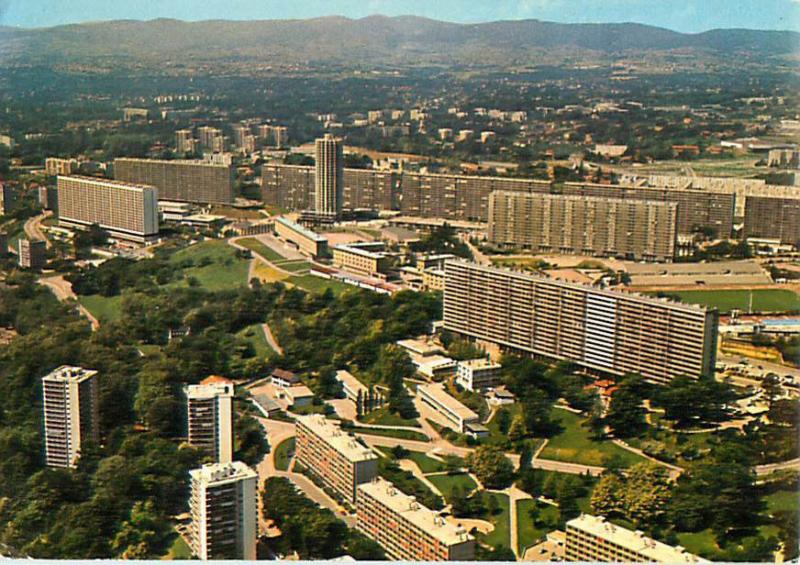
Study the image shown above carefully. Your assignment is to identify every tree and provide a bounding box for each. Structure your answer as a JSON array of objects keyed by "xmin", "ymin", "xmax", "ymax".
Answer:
[
  {"xmin": 590, "ymin": 473, "xmax": 625, "ymax": 516},
  {"xmin": 495, "ymin": 408, "xmax": 511, "ymax": 435},
  {"xmin": 656, "ymin": 376, "xmax": 734, "ymax": 427},
  {"xmin": 521, "ymin": 388, "xmax": 556, "ymax": 436},
  {"xmin": 605, "ymin": 388, "xmax": 646, "ymax": 438},
  {"xmin": 507, "ymin": 413, "xmax": 527, "ymax": 442},
  {"xmin": 466, "ymin": 445, "xmax": 515, "ymax": 489},
  {"xmin": 111, "ymin": 501, "xmax": 168, "ymax": 559}
]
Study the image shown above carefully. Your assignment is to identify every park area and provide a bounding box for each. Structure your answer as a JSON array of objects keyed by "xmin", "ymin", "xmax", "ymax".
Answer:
[{"xmin": 663, "ymin": 289, "xmax": 800, "ymax": 314}]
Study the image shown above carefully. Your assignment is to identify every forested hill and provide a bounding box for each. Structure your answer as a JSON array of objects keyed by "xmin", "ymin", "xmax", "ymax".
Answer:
[{"xmin": 0, "ymin": 16, "xmax": 797, "ymax": 67}]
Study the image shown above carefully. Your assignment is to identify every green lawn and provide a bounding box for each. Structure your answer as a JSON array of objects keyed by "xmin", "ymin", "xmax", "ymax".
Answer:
[
  {"xmin": 236, "ymin": 237, "xmax": 287, "ymax": 262},
  {"xmin": 541, "ymin": 408, "xmax": 645, "ymax": 467},
  {"xmin": 477, "ymin": 492, "xmax": 511, "ymax": 550},
  {"xmin": 236, "ymin": 324, "xmax": 272, "ymax": 358},
  {"xmin": 662, "ymin": 289, "xmax": 800, "ymax": 314},
  {"xmin": 349, "ymin": 425, "xmax": 430, "ymax": 442},
  {"xmin": 359, "ymin": 407, "xmax": 421, "ymax": 428},
  {"xmin": 516, "ymin": 499, "xmax": 560, "ymax": 554},
  {"xmin": 274, "ymin": 437, "xmax": 295, "ymax": 471},
  {"xmin": 676, "ymin": 530, "xmax": 723, "ymax": 560},
  {"xmin": 274, "ymin": 260, "xmax": 311, "ymax": 272},
  {"xmin": 78, "ymin": 294, "xmax": 123, "ymax": 324},
  {"xmin": 626, "ymin": 428, "xmax": 715, "ymax": 466},
  {"xmin": 289, "ymin": 274, "xmax": 353, "ymax": 296},
  {"xmin": 169, "ymin": 240, "xmax": 250, "ymax": 291},
  {"xmin": 161, "ymin": 530, "xmax": 192, "ymax": 560},
  {"xmin": 765, "ymin": 488, "xmax": 799, "ymax": 515},
  {"xmin": 427, "ymin": 473, "xmax": 478, "ymax": 501}
]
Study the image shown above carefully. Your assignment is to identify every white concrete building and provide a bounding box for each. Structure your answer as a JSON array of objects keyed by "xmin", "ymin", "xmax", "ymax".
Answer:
[{"xmin": 185, "ymin": 379, "xmax": 234, "ymax": 464}]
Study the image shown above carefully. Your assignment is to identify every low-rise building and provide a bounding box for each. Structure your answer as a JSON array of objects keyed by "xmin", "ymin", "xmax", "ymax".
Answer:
[
  {"xmin": 45, "ymin": 157, "xmax": 79, "ymax": 176},
  {"xmin": 274, "ymin": 216, "xmax": 328, "ymax": 258},
  {"xmin": 334, "ymin": 370, "xmax": 384, "ymax": 413},
  {"xmin": 416, "ymin": 254, "xmax": 457, "ymax": 271},
  {"xmin": 565, "ymin": 514, "xmax": 707, "ymax": 563},
  {"xmin": 417, "ymin": 383, "xmax": 480, "ymax": 434},
  {"xmin": 295, "ymin": 415, "xmax": 378, "ymax": 503},
  {"xmin": 422, "ymin": 268, "xmax": 446, "ymax": 292},
  {"xmin": 413, "ymin": 355, "xmax": 458, "ymax": 379},
  {"xmin": 281, "ymin": 384, "xmax": 314, "ymax": 407},
  {"xmin": 332, "ymin": 242, "xmax": 392, "ymax": 278},
  {"xmin": 356, "ymin": 477, "xmax": 475, "ymax": 561},
  {"xmin": 455, "ymin": 358, "xmax": 503, "ymax": 391},
  {"xmin": 270, "ymin": 368, "xmax": 300, "ymax": 388}
]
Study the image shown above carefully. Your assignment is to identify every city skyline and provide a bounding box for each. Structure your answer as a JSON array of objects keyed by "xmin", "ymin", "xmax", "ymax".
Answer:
[{"xmin": 1, "ymin": 0, "xmax": 799, "ymax": 32}]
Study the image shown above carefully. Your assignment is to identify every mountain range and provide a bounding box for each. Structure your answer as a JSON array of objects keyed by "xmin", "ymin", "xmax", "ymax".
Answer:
[{"xmin": 0, "ymin": 15, "xmax": 797, "ymax": 67}]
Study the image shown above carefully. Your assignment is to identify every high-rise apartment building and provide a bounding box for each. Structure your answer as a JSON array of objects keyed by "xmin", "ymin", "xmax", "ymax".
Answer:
[
  {"xmin": 17, "ymin": 238, "xmax": 47, "ymax": 269},
  {"xmin": 185, "ymin": 379, "xmax": 234, "ymax": 464},
  {"xmin": 0, "ymin": 183, "xmax": 15, "ymax": 215},
  {"xmin": 562, "ymin": 182, "xmax": 735, "ymax": 239},
  {"xmin": 295, "ymin": 414, "xmax": 378, "ymax": 503},
  {"xmin": 42, "ymin": 366, "xmax": 100, "ymax": 468},
  {"xmin": 357, "ymin": 477, "xmax": 475, "ymax": 561},
  {"xmin": 114, "ymin": 158, "xmax": 234, "ymax": 204},
  {"xmin": 443, "ymin": 261, "xmax": 718, "ymax": 385},
  {"xmin": 45, "ymin": 157, "xmax": 79, "ymax": 176},
  {"xmin": 314, "ymin": 134, "xmax": 344, "ymax": 218},
  {"xmin": 488, "ymin": 191, "xmax": 677, "ymax": 262},
  {"xmin": 0, "ymin": 231, "xmax": 7, "ymax": 256},
  {"xmin": 175, "ymin": 129, "xmax": 196, "ymax": 154},
  {"xmin": 743, "ymin": 195, "xmax": 800, "ymax": 245},
  {"xmin": 57, "ymin": 175, "xmax": 159, "ymax": 243},
  {"xmin": 565, "ymin": 514, "xmax": 706, "ymax": 563},
  {"xmin": 189, "ymin": 461, "xmax": 258, "ymax": 560}
]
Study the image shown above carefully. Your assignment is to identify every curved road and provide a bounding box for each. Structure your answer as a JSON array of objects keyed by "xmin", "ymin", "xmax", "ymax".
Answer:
[
  {"xmin": 24, "ymin": 211, "xmax": 52, "ymax": 248},
  {"xmin": 39, "ymin": 275, "xmax": 100, "ymax": 330}
]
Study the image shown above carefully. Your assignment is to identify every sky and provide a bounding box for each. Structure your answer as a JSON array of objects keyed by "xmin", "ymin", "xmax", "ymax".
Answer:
[{"xmin": 0, "ymin": 0, "xmax": 798, "ymax": 33}]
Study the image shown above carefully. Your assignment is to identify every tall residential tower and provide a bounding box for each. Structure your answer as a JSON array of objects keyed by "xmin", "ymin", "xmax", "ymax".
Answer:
[
  {"xmin": 314, "ymin": 134, "xmax": 344, "ymax": 218},
  {"xmin": 186, "ymin": 378, "xmax": 234, "ymax": 464}
]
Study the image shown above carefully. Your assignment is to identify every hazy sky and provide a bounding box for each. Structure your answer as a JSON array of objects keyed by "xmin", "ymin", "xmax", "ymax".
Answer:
[{"xmin": 1, "ymin": 0, "xmax": 798, "ymax": 32}]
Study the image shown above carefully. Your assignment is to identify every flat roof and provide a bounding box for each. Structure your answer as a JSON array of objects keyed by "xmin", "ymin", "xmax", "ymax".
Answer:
[
  {"xmin": 285, "ymin": 384, "xmax": 314, "ymax": 398},
  {"xmin": 189, "ymin": 461, "xmax": 257, "ymax": 485},
  {"xmin": 417, "ymin": 383, "xmax": 478, "ymax": 421},
  {"xmin": 335, "ymin": 370, "xmax": 368, "ymax": 395},
  {"xmin": 358, "ymin": 478, "xmax": 474, "ymax": 546},
  {"xmin": 296, "ymin": 415, "xmax": 377, "ymax": 463},
  {"xmin": 58, "ymin": 174, "xmax": 156, "ymax": 192},
  {"xmin": 333, "ymin": 243, "xmax": 388, "ymax": 260},
  {"xmin": 567, "ymin": 515, "xmax": 707, "ymax": 563},
  {"xmin": 115, "ymin": 157, "xmax": 232, "ymax": 169},
  {"xmin": 624, "ymin": 260, "xmax": 765, "ymax": 276},
  {"xmin": 43, "ymin": 365, "xmax": 97, "ymax": 383},
  {"xmin": 396, "ymin": 337, "xmax": 445, "ymax": 356},
  {"xmin": 447, "ymin": 261, "xmax": 714, "ymax": 315},
  {"xmin": 275, "ymin": 216, "xmax": 328, "ymax": 242},
  {"xmin": 185, "ymin": 381, "xmax": 233, "ymax": 399},
  {"xmin": 458, "ymin": 358, "xmax": 502, "ymax": 371}
]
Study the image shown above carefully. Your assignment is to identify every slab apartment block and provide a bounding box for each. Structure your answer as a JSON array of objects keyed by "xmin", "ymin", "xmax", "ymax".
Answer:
[
  {"xmin": 443, "ymin": 261, "xmax": 718, "ymax": 385},
  {"xmin": 114, "ymin": 158, "xmax": 234, "ymax": 204},
  {"xmin": 57, "ymin": 175, "xmax": 159, "ymax": 243},
  {"xmin": 488, "ymin": 190, "xmax": 677, "ymax": 261}
]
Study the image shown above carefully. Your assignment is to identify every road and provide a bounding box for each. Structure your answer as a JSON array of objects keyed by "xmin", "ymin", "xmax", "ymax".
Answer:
[
  {"xmin": 39, "ymin": 275, "xmax": 100, "ymax": 330},
  {"xmin": 460, "ymin": 234, "xmax": 491, "ymax": 265},
  {"xmin": 24, "ymin": 211, "xmax": 52, "ymax": 248},
  {"xmin": 755, "ymin": 457, "xmax": 800, "ymax": 476},
  {"xmin": 262, "ymin": 322, "xmax": 284, "ymax": 356}
]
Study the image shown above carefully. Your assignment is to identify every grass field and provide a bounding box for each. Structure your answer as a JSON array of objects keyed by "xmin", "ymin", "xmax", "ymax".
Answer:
[
  {"xmin": 427, "ymin": 473, "xmax": 478, "ymax": 501},
  {"xmin": 477, "ymin": 492, "xmax": 511, "ymax": 550},
  {"xmin": 349, "ymin": 425, "xmax": 430, "ymax": 442},
  {"xmin": 169, "ymin": 240, "xmax": 250, "ymax": 291},
  {"xmin": 765, "ymin": 488, "xmax": 799, "ymax": 515},
  {"xmin": 541, "ymin": 408, "xmax": 645, "ymax": 467},
  {"xmin": 161, "ymin": 530, "xmax": 192, "ymax": 560},
  {"xmin": 252, "ymin": 262, "xmax": 290, "ymax": 283},
  {"xmin": 237, "ymin": 237, "xmax": 287, "ymax": 263},
  {"xmin": 274, "ymin": 260, "xmax": 311, "ymax": 272},
  {"xmin": 360, "ymin": 407, "xmax": 421, "ymax": 428},
  {"xmin": 516, "ymin": 499, "xmax": 560, "ymax": 554},
  {"xmin": 236, "ymin": 324, "xmax": 272, "ymax": 358},
  {"xmin": 289, "ymin": 275, "xmax": 352, "ymax": 296},
  {"xmin": 662, "ymin": 289, "xmax": 800, "ymax": 314},
  {"xmin": 78, "ymin": 294, "xmax": 123, "ymax": 324},
  {"xmin": 274, "ymin": 437, "xmax": 295, "ymax": 471}
]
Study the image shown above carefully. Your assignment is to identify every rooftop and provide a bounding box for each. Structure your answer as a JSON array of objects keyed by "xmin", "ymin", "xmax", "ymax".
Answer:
[
  {"xmin": 567, "ymin": 514, "xmax": 708, "ymax": 563},
  {"xmin": 42, "ymin": 365, "xmax": 97, "ymax": 383},
  {"xmin": 284, "ymin": 384, "xmax": 314, "ymax": 398},
  {"xmin": 417, "ymin": 383, "xmax": 478, "ymax": 421},
  {"xmin": 396, "ymin": 337, "xmax": 445, "ymax": 357},
  {"xmin": 189, "ymin": 461, "xmax": 258, "ymax": 485},
  {"xmin": 334, "ymin": 369, "xmax": 368, "ymax": 395},
  {"xmin": 296, "ymin": 415, "xmax": 377, "ymax": 463},
  {"xmin": 57, "ymin": 174, "xmax": 156, "ymax": 192},
  {"xmin": 276, "ymin": 215, "xmax": 328, "ymax": 242},
  {"xmin": 334, "ymin": 243, "xmax": 388, "ymax": 260},
  {"xmin": 458, "ymin": 358, "xmax": 502, "ymax": 371},
  {"xmin": 115, "ymin": 157, "xmax": 232, "ymax": 168},
  {"xmin": 358, "ymin": 478, "xmax": 474, "ymax": 547},
  {"xmin": 185, "ymin": 381, "xmax": 233, "ymax": 399}
]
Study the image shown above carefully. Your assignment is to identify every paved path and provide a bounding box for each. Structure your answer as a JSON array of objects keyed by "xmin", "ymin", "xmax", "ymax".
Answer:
[
  {"xmin": 261, "ymin": 322, "xmax": 284, "ymax": 356},
  {"xmin": 39, "ymin": 275, "xmax": 100, "ymax": 330},
  {"xmin": 24, "ymin": 211, "xmax": 52, "ymax": 248},
  {"xmin": 756, "ymin": 457, "xmax": 800, "ymax": 476},
  {"xmin": 503, "ymin": 484, "xmax": 534, "ymax": 559}
]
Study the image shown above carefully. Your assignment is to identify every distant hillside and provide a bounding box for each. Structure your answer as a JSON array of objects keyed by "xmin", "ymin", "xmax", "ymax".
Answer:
[{"xmin": 0, "ymin": 16, "xmax": 797, "ymax": 67}]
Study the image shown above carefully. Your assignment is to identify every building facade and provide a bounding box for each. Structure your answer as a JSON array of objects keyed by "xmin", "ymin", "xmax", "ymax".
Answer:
[
  {"xmin": 488, "ymin": 191, "xmax": 677, "ymax": 261},
  {"xmin": 45, "ymin": 157, "xmax": 79, "ymax": 176},
  {"xmin": 189, "ymin": 462, "xmax": 258, "ymax": 560},
  {"xmin": 0, "ymin": 183, "xmax": 15, "ymax": 215},
  {"xmin": 417, "ymin": 383, "xmax": 481, "ymax": 433},
  {"xmin": 185, "ymin": 381, "xmax": 234, "ymax": 464},
  {"xmin": 743, "ymin": 195, "xmax": 800, "ymax": 246},
  {"xmin": 42, "ymin": 366, "xmax": 100, "ymax": 468},
  {"xmin": 314, "ymin": 134, "xmax": 344, "ymax": 218},
  {"xmin": 57, "ymin": 175, "xmax": 159, "ymax": 243},
  {"xmin": 455, "ymin": 358, "xmax": 503, "ymax": 392},
  {"xmin": 295, "ymin": 415, "xmax": 378, "ymax": 503},
  {"xmin": 356, "ymin": 477, "xmax": 475, "ymax": 561},
  {"xmin": 565, "ymin": 514, "xmax": 706, "ymax": 563},
  {"xmin": 17, "ymin": 238, "xmax": 46, "ymax": 269},
  {"xmin": 443, "ymin": 261, "xmax": 718, "ymax": 385},
  {"xmin": 114, "ymin": 158, "xmax": 234, "ymax": 204},
  {"xmin": 331, "ymin": 242, "xmax": 391, "ymax": 277}
]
